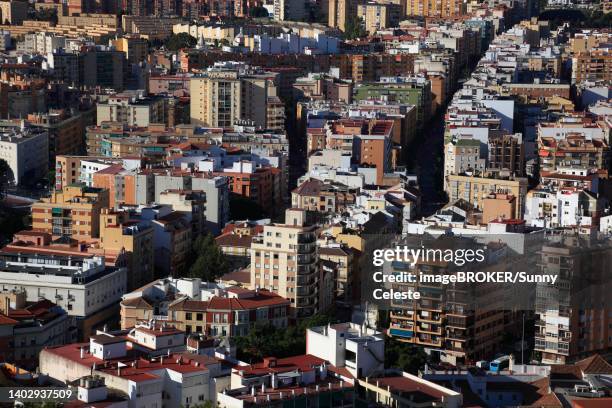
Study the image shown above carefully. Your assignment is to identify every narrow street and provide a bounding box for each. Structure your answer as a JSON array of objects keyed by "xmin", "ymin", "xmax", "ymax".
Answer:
[{"xmin": 407, "ymin": 111, "xmax": 447, "ymax": 217}]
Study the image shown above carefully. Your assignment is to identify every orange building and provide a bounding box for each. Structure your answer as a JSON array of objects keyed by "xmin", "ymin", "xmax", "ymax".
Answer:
[
  {"xmin": 482, "ymin": 193, "xmax": 516, "ymax": 224},
  {"xmin": 327, "ymin": 119, "xmax": 394, "ymax": 185},
  {"xmin": 216, "ymin": 162, "xmax": 282, "ymax": 212},
  {"xmin": 31, "ymin": 184, "xmax": 110, "ymax": 240}
]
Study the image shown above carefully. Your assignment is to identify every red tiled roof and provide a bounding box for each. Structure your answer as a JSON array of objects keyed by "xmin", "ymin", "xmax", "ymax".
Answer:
[
  {"xmin": 237, "ymin": 354, "xmax": 326, "ymax": 377},
  {"xmin": 575, "ymin": 354, "xmax": 612, "ymax": 375},
  {"xmin": 572, "ymin": 399, "xmax": 612, "ymax": 408}
]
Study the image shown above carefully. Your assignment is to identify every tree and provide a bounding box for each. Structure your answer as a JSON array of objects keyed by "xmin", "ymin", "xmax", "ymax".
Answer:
[
  {"xmin": 384, "ymin": 337, "xmax": 429, "ymax": 374},
  {"xmin": 249, "ymin": 6, "xmax": 270, "ymax": 18},
  {"xmin": 343, "ymin": 16, "xmax": 367, "ymax": 40},
  {"xmin": 185, "ymin": 233, "xmax": 229, "ymax": 281},
  {"xmin": 164, "ymin": 33, "xmax": 197, "ymax": 51},
  {"xmin": 234, "ymin": 313, "xmax": 334, "ymax": 362}
]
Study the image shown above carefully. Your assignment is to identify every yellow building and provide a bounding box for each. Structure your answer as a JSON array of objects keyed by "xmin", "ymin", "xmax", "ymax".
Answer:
[
  {"xmin": 445, "ymin": 173, "xmax": 528, "ymax": 219},
  {"xmin": 328, "ymin": 0, "xmax": 358, "ymax": 32},
  {"xmin": 99, "ymin": 208, "xmax": 155, "ymax": 290},
  {"xmin": 404, "ymin": 0, "xmax": 464, "ymax": 18},
  {"xmin": 111, "ymin": 35, "xmax": 148, "ymax": 65},
  {"xmin": 357, "ymin": 2, "xmax": 401, "ymax": 34},
  {"xmin": 31, "ymin": 184, "xmax": 110, "ymax": 240},
  {"xmin": 190, "ymin": 69, "xmax": 281, "ymax": 129},
  {"xmin": 250, "ymin": 209, "xmax": 319, "ymax": 319}
]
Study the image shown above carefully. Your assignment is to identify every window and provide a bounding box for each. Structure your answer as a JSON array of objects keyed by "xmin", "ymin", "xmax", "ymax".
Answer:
[
  {"xmin": 186, "ymin": 312, "xmax": 192, "ymax": 320},
  {"xmin": 196, "ymin": 313, "xmax": 203, "ymax": 321}
]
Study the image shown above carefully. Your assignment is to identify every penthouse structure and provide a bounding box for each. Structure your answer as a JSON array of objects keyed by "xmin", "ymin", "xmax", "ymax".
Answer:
[{"xmin": 0, "ymin": 252, "xmax": 126, "ymax": 339}]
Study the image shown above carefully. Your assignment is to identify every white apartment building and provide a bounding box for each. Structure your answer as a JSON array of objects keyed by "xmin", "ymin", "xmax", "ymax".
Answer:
[
  {"xmin": 0, "ymin": 121, "xmax": 48, "ymax": 185},
  {"xmin": 40, "ymin": 322, "xmax": 220, "ymax": 408},
  {"xmin": 18, "ymin": 32, "xmax": 66, "ymax": 54},
  {"xmin": 0, "ymin": 252, "xmax": 127, "ymax": 337},
  {"xmin": 306, "ymin": 322, "xmax": 385, "ymax": 379},
  {"xmin": 524, "ymin": 187, "xmax": 595, "ymax": 228}
]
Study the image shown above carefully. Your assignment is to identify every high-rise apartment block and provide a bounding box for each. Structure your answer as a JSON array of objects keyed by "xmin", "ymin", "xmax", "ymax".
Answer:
[
  {"xmin": 404, "ymin": 0, "xmax": 465, "ymax": 18},
  {"xmin": 250, "ymin": 209, "xmax": 319, "ymax": 319},
  {"xmin": 535, "ymin": 238, "xmax": 612, "ymax": 364},
  {"xmin": 190, "ymin": 66, "xmax": 283, "ymax": 129},
  {"xmin": 328, "ymin": 0, "xmax": 358, "ymax": 32}
]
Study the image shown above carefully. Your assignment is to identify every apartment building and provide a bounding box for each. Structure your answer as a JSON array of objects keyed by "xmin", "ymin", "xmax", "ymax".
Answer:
[
  {"xmin": 79, "ymin": 47, "xmax": 126, "ymax": 91},
  {"xmin": 111, "ymin": 35, "xmax": 148, "ymax": 65},
  {"xmin": 0, "ymin": 121, "xmax": 48, "ymax": 186},
  {"xmin": 32, "ymin": 184, "xmax": 110, "ymax": 240},
  {"xmin": 273, "ymin": 0, "xmax": 307, "ymax": 22},
  {"xmin": 405, "ymin": 0, "xmax": 465, "ymax": 20},
  {"xmin": 487, "ymin": 132, "xmax": 525, "ymax": 177},
  {"xmin": 353, "ymin": 77, "xmax": 431, "ymax": 129},
  {"xmin": 98, "ymin": 208, "xmax": 154, "ymax": 290},
  {"xmin": 218, "ymin": 161, "xmax": 283, "ymax": 212},
  {"xmin": 136, "ymin": 205, "xmax": 192, "ymax": 277},
  {"xmin": 444, "ymin": 138, "xmax": 486, "ymax": 181},
  {"xmin": 190, "ymin": 67, "xmax": 282, "ymax": 129},
  {"xmin": 386, "ymin": 238, "xmax": 509, "ymax": 365},
  {"xmin": 328, "ymin": 0, "xmax": 358, "ymax": 32},
  {"xmin": 250, "ymin": 209, "xmax": 319, "ymax": 319},
  {"xmin": 357, "ymin": 2, "xmax": 402, "ymax": 34},
  {"xmin": 525, "ymin": 186, "xmax": 603, "ymax": 230},
  {"xmin": 169, "ymin": 288, "xmax": 290, "ymax": 337},
  {"xmin": 357, "ymin": 372, "xmax": 462, "ymax": 408},
  {"xmin": 27, "ymin": 110, "xmax": 86, "ymax": 163},
  {"xmin": 96, "ymin": 92, "xmax": 166, "ymax": 127},
  {"xmin": 306, "ymin": 323, "xmax": 385, "ymax": 379},
  {"xmin": 39, "ymin": 324, "xmax": 219, "ymax": 408},
  {"xmin": 0, "ymin": 290, "xmax": 73, "ymax": 368},
  {"xmin": 571, "ymin": 50, "xmax": 612, "ymax": 85},
  {"xmin": 291, "ymin": 178, "xmax": 358, "ymax": 213},
  {"xmin": 293, "ymin": 73, "xmax": 353, "ymax": 103},
  {"xmin": 0, "ymin": 252, "xmax": 126, "ymax": 339},
  {"xmin": 445, "ymin": 173, "xmax": 528, "ymax": 219},
  {"xmin": 0, "ymin": 0, "xmax": 27, "ymax": 24},
  {"xmin": 538, "ymin": 135, "xmax": 608, "ymax": 174},
  {"xmin": 318, "ymin": 244, "xmax": 356, "ymax": 302},
  {"xmin": 535, "ymin": 237, "xmax": 612, "ymax": 364},
  {"xmin": 219, "ymin": 355, "xmax": 355, "ymax": 407},
  {"xmin": 326, "ymin": 118, "xmax": 394, "ymax": 185},
  {"xmin": 158, "ymin": 190, "xmax": 207, "ymax": 237}
]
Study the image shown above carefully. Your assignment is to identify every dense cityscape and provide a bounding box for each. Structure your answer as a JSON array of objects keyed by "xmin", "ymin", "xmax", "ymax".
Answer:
[{"xmin": 0, "ymin": 0, "xmax": 610, "ymax": 406}]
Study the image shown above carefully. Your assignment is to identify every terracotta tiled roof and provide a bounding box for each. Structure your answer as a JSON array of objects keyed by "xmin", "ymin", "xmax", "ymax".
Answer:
[{"xmin": 575, "ymin": 354, "xmax": 612, "ymax": 375}]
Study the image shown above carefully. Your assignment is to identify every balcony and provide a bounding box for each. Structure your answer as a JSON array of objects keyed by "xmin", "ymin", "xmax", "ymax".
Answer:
[
  {"xmin": 390, "ymin": 310, "xmax": 414, "ymax": 320},
  {"xmin": 417, "ymin": 312, "xmax": 442, "ymax": 323},
  {"xmin": 389, "ymin": 326, "xmax": 414, "ymax": 339},
  {"xmin": 416, "ymin": 335, "xmax": 442, "ymax": 347},
  {"xmin": 417, "ymin": 324, "xmax": 442, "ymax": 335},
  {"xmin": 297, "ymin": 244, "xmax": 316, "ymax": 254}
]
